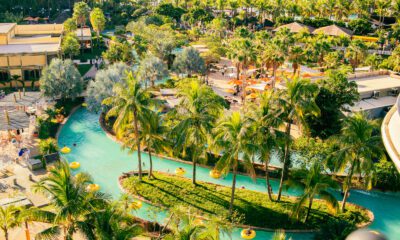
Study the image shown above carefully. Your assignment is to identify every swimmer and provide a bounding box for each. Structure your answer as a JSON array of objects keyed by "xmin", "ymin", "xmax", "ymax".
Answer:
[{"xmin": 73, "ymin": 143, "xmax": 77, "ymax": 147}]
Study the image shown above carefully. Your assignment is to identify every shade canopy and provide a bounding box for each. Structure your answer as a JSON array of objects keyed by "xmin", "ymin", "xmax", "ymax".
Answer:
[
  {"xmin": 0, "ymin": 91, "xmax": 48, "ymax": 109},
  {"xmin": 0, "ymin": 109, "xmax": 31, "ymax": 131},
  {"xmin": 274, "ymin": 22, "xmax": 315, "ymax": 33},
  {"xmin": 313, "ymin": 24, "xmax": 354, "ymax": 37}
]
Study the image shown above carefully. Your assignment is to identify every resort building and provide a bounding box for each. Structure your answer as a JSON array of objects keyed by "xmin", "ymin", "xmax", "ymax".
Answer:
[
  {"xmin": 0, "ymin": 23, "xmax": 63, "ymax": 88},
  {"xmin": 346, "ymin": 71, "xmax": 400, "ymax": 118},
  {"xmin": 75, "ymin": 27, "xmax": 92, "ymax": 49},
  {"xmin": 382, "ymin": 95, "xmax": 400, "ymax": 172}
]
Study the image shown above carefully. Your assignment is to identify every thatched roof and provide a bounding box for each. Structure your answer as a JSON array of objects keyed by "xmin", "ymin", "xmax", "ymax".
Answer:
[
  {"xmin": 313, "ymin": 24, "xmax": 354, "ymax": 37},
  {"xmin": 0, "ymin": 110, "xmax": 31, "ymax": 131},
  {"xmin": 273, "ymin": 22, "xmax": 315, "ymax": 33},
  {"xmin": 0, "ymin": 91, "xmax": 48, "ymax": 108}
]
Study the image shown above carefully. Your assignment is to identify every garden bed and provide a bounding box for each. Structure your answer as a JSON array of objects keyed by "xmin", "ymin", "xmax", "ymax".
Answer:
[{"xmin": 121, "ymin": 171, "xmax": 371, "ymax": 231}]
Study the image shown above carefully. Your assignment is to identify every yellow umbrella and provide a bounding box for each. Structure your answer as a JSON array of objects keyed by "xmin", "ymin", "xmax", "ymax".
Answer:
[{"xmin": 225, "ymin": 88, "xmax": 236, "ymax": 93}]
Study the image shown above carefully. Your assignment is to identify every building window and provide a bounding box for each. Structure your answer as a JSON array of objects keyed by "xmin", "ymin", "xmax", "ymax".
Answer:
[
  {"xmin": 23, "ymin": 69, "xmax": 41, "ymax": 81},
  {"xmin": 0, "ymin": 70, "xmax": 10, "ymax": 82}
]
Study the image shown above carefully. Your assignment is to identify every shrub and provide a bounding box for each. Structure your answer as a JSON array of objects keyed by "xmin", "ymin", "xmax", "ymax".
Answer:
[
  {"xmin": 348, "ymin": 18, "xmax": 373, "ymax": 35},
  {"xmin": 39, "ymin": 138, "xmax": 58, "ymax": 155},
  {"xmin": 314, "ymin": 219, "xmax": 356, "ymax": 240},
  {"xmin": 374, "ymin": 159, "xmax": 400, "ymax": 191}
]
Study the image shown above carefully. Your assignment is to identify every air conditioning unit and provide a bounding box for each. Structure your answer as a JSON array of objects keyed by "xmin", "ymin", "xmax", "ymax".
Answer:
[
  {"xmin": 391, "ymin": 88, "xmax": 399, "ymax": 96},
  {"xmin": 373, "ymin": 91, "xmax": 380, "ymax": 99}
]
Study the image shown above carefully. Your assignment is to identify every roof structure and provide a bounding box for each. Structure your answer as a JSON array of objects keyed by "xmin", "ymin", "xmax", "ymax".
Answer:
[
  {"xmin": 0, "ymin": 43, "xmax": 60, "ymax": 55},
  {"xmin": 273, "ymin": 22, "xmax": 315, "ymax": 33},
  {"xmin": 0, "ymin": 109, "xmax": 31, "ymax": 130},
  {"xmin": 75, "ymin": 28, "xmax": 92, "ymax": 41},
  {"xmin": 0, "ymin": 91, "xmax": 48, "ymax": 108},
  {"xmin": 313, "ymin": 24, "xmax": 354, "ymax": 37},
  {"xmin": 0, "ymin": 23, "xmax": 15, "ymax": 34}
]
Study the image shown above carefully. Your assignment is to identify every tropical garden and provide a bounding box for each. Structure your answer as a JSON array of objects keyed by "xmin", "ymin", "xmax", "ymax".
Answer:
[{"xmin": 2, "ymin": 0, "xmax": 400, "ymax": 239}]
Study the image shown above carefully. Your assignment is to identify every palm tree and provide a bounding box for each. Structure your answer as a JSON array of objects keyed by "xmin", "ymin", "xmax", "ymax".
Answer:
[
  {"xmin": 162, "ymin": 206, "xmax": 231, "ymax": 240},
  {"xmin": 31, "ymin": 160, "xmax": 108, "ymax": 240},
  {"xmin": 72, "ymin": 2, "xmax": 90, "ymax": 53},
  {"xmin": 0, "ymin": 205, "xmax": 22, "ymax": 240},
  {"xmin": 171, "ymin": 80, "xmax": 224, "ymax": 185},
  {"xmin": 329, "ymin": 113, "xmax": 384, "ymax": 211},
  {"xmin": 248, "ymin": 91, "xmax": 283, "ymax": 201},
  {"xmin": 212, "ymin": 111, "xmax": 256, "ymax": 215},
  {"xmin": 103, "ymin": 72, "xmax": 155, "ymax": 181},
  {"xmin": 306, "ymin": 34, "xmax": 332, "ymax": 68},
  {"xmin": 92, "ymin": 204, "xmax": 143, "ymax": 239},
  {"xmin": 288, "ymin": 46, "xmax": 306, "ymax": 76},
  {"xmin": 276, "ymin": 77, "xmax": 320, "ymax": 201},
  {"xmin": 125, "ymin": 110, "xmax": 169, "ymax": 178},
  {"xmin": 286, "ymin": 162, "xmax": 339, "ymax": 222},
  {"xmin": 258, "ymin": 41, "xmax": 285, "ymax": 88},
  {"xmin": 345, "ymin": 39, "xmax": 368, "ymax": 71},
  {"xmin": 10, "ymin": 75, "xmax": 22, "ymax": 89},
  {"xmin": 226, "ymin": 37, "xmax": 257, "ymax": 81}
]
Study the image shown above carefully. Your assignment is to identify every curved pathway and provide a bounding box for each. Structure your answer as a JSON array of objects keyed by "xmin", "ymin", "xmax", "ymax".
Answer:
[{"xmin": 58, "ymin": 108, "xmax": 400, "ymax": 240}]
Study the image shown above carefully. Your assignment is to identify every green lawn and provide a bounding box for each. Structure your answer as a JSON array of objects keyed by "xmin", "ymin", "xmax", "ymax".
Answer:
[
  {"xmin": 77, "ymin": 64, "xmax": 92, "ymax": 76},
  {"xmin": 122, "ymin": 172, "xmax": 370, "ymax": 230}
]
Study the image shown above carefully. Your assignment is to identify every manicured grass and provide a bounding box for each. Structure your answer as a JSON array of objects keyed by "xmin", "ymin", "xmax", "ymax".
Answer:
[
  {"xmin": 122, "ymin": 172, "xmax": 370, "ymax": 230},
  {"xmin": 77, "ymin": 64, "xmax": 92, "ymax": 76}
]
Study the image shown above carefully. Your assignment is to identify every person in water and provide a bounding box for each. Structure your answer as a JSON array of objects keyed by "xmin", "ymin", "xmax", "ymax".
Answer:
[{"xmin": 73, "ymin": 143, "xmax": 77, "ymax": 147}]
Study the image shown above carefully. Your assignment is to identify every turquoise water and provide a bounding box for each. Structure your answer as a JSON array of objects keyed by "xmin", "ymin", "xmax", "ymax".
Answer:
[{"xmin": 58, "ymin": 108, "xmax": 400, "ymax": 240}]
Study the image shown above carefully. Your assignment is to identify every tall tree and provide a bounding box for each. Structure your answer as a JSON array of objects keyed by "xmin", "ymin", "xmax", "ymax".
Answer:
[
  {"xmin": 91, "ymin": 204, "xmax": 143, "ymax": 239},
  {"xmin": 0, "ymin": 205, "xmax": 22, "ymax": 240},
  {"xmin": 258, "ymin": 41, "xmax": 285, "ymax": 88},
  {"xmin": 125, "ymin": 110, "xmax": 168, "ymax": 178},
  {"xmin": 248, "ymin": 91, "xmax": 283, "ymax": 201},
  {"xmin": 137, "ymin": 54, "xmax": 168, "ymax": 88},
  {"xmin": 171, "ymin": 80, "xmax": 225, "ymax": 184},
  {"xmin": 286, "ymin": 161, "xmax": 339, "ymax": 222},
  {"xmin": 73, "ymin": 1, "xmax": 90, "ymax": 51},
  {"xmin": 62, "ymin": 33, "xmax": 80, "ymax": 59},
  {"xmin": 102, "ymin": 72, "xmax": 155, "ymax": 181},
  {"xmin": 329, "ymin": 113, "xmax": 384, "ymax": 211},
  {"xmin": 31, "ymin": 161, "xmax": 108, "ymax": 240},
  {"xmin": 90, "ymin": 7, "xmax": 106, "ymax": 46},
  {"xmin": 173, "ymin": 47, "xmax": 206, "ymax": 77},
  {"xmin": 345, "ymin": 39, "xmax": 368, "ymax": 71},
  {"xmin": 86, "ymin": 63, "xmax": 129, "ymax": 112},
  {"xmin": 276, "ymin": 77, "xmax": 320, "ymax": 201},
  {"xmin": 39, "ymin": 59, "xmax": 83, "ymax": 100},
  {"xmin": 213, "ymin": 111, "xmax": 256, "ymax": 215}
]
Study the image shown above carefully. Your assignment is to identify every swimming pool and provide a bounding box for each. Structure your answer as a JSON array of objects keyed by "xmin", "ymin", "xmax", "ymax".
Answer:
[{"xmin": 58, "ymin": 108, "xmax": 400, "ymax": 239}]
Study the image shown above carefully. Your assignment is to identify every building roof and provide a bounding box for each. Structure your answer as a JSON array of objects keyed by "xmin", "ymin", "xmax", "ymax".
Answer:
[
  {"xmin": 0, "ymin": 109, "xmax": 31, "ymax": 130},
  {"xmin": 75, "ymin": 28, "xmax": 92, "ymax": 39},
  {"xmin": 313, "ymin": 24, "xmax": 354, "ymax": 37},
  {"xmin": 0, "ymin": 92, "xmax": 48, "ymax": 108},
  {"xmin": 0, "ymin": 23, "xmax": 15, "ymax": 34},
  {"xmin": 350, "ymin": 96, "xmax": 398, "ymax": 112},
  {"xmin": 354, "ymin": 75, "xmax": 400, "ymax": 94},
  {"xmin": 382, "ymin": 96, "xmax": 400, "ymax": 172},
  {"xmin": 273, "ymin": 22, "xmax": 315, "ymax": 33},
  {"xmin": 0, "ymin": 43, "xmax": 60, "ymax": 55}
]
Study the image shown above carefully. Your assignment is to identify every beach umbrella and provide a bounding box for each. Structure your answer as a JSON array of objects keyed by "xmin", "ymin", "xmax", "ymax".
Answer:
[
  {"xmin": 225, "ymin": 88, "xmax": 236, "ymax": 93},
  {"xmin": 228, "ymin": 79, "xmax": 242, "ymax": 85}
]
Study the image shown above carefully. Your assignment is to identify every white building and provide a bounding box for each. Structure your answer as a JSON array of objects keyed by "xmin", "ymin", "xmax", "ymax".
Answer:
[{"xmin": 382, "ymin": 95, "xmax": 400, "ymax": 172}]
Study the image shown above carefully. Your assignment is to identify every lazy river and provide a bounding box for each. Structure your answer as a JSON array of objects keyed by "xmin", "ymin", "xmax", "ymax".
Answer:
[{"xmin": 58, "ymin": 108, "xmax": 400, "ymax": 240}]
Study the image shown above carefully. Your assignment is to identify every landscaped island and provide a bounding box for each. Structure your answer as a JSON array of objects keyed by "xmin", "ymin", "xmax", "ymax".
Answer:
[{"xmin": 121, "ymin": 171, "xmax": 371, "ymax": 230}]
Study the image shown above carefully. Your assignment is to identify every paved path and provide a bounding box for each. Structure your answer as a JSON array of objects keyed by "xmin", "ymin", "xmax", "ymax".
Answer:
[{"xmin": 83, "ymin": 65, "xmax": 98, "ymax": 79}]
